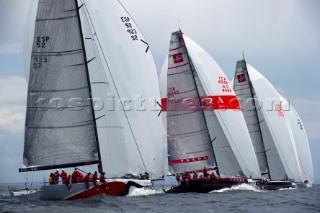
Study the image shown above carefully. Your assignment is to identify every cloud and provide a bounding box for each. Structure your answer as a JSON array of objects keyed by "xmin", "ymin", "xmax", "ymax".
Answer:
[
  {"xmin": 0, "ymin": 76, "xmax": 26, "ymax": 137},
  {"xmin": 0, "ymin": 42, "xmax": 23, "ymax": 55}
]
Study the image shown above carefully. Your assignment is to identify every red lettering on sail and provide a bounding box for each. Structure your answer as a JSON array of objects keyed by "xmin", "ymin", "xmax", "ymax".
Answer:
[
  {"xmin": 168, "ymin": 156, "xmax": 208, "ymax": 165},
  {"xmin": 275, "ymin": 103, "xmax": 284, "ymax": 117},
  {"xmin": 237, "ymin": 73, "xmax": 246, "ymax": 83},
  {"xmin": 161, "ymin": 95, "xmax": 240, "ymax": 111},
  {"xmin": 172, "ymin": 53, "xmax": 184, "ymax": 64}
]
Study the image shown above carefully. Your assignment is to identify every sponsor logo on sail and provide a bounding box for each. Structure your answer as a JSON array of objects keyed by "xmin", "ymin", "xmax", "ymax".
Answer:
[
  {"xmin": 172, "ymin": 53, "xmax": 184, "ymax": 63},
  {"xmin": 237, "ymin": 73, "xmax": 246, "ymax": 83}
]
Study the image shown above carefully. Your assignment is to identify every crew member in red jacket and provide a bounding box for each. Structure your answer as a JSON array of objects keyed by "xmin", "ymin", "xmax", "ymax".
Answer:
[
  {"xmin": 84, "ymin": 172, "xmax": 91, "ymax": 189},
  {"xmin": 210, "ymin": 172, "xmax": 217, "ymax": 181},
  {"xmin": 203, "ymin": 167, "xmax": 209, "ymax": 179},
  {"xmin": 193, "ymin": 172, "xmax": 198, "ymax": 180},
  {"xmin": 65, "ymin": 174, "xmax": 72, "ymax": 190},
  {"xmin": 92, "ymin": 171, "xmax": 99, "ymax": 188},
  {"xmin": 60, "ymin": 169, "xmax": 68, "ymax": 184},
  {"xmin": 100, "ymin": 172, "xmax": 107, "ymax": 185},
  {"xmin": 54, "ymin": 169, "xmax": 60, "ymax": 184},
  {"xmin": 72, "ymin": 168, "xmax": 84, "ymax": 183}
]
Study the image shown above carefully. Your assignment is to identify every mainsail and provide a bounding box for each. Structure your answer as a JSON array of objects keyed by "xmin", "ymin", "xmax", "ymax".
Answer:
[
  {"xmin": 21, "ymin": 0, "xmax": 100, "ymax": 171},
  {"xmin": 22, "ymin": 0, "xmax": 164, "ymax": 179},
  {"xmin": 163, "ymin": 31, "xmax": 216, "ymax": 174},
  {"xmin": 233, "ymin": 60, "xmax": 270, "ymax": 178},
  {"xmin": 161, "ymin": 31, "xmax": 261, "ymax": 178}
]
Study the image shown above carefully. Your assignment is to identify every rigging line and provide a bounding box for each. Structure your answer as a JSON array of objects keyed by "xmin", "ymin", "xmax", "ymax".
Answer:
[{"xmin": 83, "ymin": 3, "xmax": 146, "ymax": 170}]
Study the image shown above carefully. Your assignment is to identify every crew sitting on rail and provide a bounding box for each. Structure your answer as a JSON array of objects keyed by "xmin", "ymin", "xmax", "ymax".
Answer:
[
  {"xmin": 100, "ymin": 172, "xmax": 107, "ymax": 185},
  {"xmin": 84, "ymin": 172, "xmax": 91, "ymax": 189},
  {"xmin": 72, "ymin": 168, "xmax": 84, "ymax": 183},
  {"xmin": 199, "ymin": 174, "xmax": 204, "ymax": 180},
  {"xmin": 182, "ymin": 172, "xmax": 191, "ymax": 181},
  {"xmin": 193, "ymin": 172, "xmax": 198, "ymax": 180},
  {"xmin": 92, "ymin": 171, "xmax": 99, "ymax": 188},
  {"xmin": 210, "ymin": 172, "xmax": 217, "ymax": 181},
  {"xmin": 60, "ymin": 169, "xmax": 68, "ymax": 184}
]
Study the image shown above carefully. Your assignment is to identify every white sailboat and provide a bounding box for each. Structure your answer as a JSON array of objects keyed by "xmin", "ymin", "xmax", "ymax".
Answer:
[
  {"xmin": 21, "ymin": 0, "xmax": 163, "ymax": 199},
  {"xmin": 160, "ymin": 30, "xmax": 261, "ymax": 193},
  {"xmin": 233, "ymin": 59, "xmax": 313, "ymax": 189}
]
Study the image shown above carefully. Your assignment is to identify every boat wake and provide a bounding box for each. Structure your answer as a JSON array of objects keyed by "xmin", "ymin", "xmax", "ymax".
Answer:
[
  {"xmin": 210, "ymin": 184, "xmax": 261, "ymax": 193},
  {"xmin": 127, "ymin": 186, "xmax": 164, "ymax": 197}
]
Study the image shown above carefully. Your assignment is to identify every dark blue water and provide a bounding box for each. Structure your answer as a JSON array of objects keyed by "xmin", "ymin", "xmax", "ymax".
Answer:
[{"xmin": 1, "ymin": 184, "xmax": 319, "ymax": 213}]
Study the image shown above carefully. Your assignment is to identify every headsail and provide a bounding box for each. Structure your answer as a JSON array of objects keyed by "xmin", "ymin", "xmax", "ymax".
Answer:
[
  {"xmin": 280, "ymin": 95, "xmax": 314, "ymax": 184},
  {"xmin": 21, "ymin": 0, "xmax": 100, "ymax": 172},
  {"xmin": 183, "ymin": 35, "xmax": 261, "ymax": 178},
  {"xmin": 246, "ymin": 63, "xmax": 302, "ymax": 181},
  {"xmin": 80, "ymin": 0, "xmax": 164, "ymax": 179}
]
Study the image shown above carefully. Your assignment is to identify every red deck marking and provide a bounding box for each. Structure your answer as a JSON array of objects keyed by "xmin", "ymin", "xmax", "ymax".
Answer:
[
  {"xmin": 168, "ymin": 62, "xmax": 189, "ymax": 69},
  {"xmin": 169, "ymin": 156, "xmax": 208, "ymax": 165},
  {"xmin": 67, "ymin": 181, "xmax": 126, "ymax": 200},
  {"xmin": 161, "ymin": 95, "xmax": 240, "ymax": 111}
]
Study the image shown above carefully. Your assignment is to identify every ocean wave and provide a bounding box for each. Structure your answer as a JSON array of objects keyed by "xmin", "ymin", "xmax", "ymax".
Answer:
[
  {"xmin": 210, "ymin": 183, "xmax": 262, "ymax": 193},
  {"xmin": 127, "ymin": 186, "xmax": 164, "ymax": 197}
]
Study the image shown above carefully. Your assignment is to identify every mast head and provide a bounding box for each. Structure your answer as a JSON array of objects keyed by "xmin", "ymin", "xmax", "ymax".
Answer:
[{"xmin": 242, "ymin": 51, "xmax": 246, "ymax": 62}]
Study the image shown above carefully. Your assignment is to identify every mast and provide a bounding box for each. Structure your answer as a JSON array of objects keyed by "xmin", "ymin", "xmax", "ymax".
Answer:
[
  {"xmin": 242, "ymin": 57, "xmax": 271, "ymax": 179},
  {"xmin": 180, "ymin": 30, "xmax": 220, "ymax": 176},
  {"xmin": 75, "ymin": 0, "xmax": 102, "ymax": 173}
]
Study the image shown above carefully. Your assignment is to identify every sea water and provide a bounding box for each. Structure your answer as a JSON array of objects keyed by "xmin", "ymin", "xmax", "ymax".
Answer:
[{"xmin": 0, "ymin": 184, "xmax": 319, "ymax": 212}]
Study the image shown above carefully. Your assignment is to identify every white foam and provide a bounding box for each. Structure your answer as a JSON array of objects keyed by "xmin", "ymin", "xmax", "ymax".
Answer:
[
  {"xmin": 210, "ymin": 184, "xmax": 261, "ymax": 193},
  {"xmin": 127, "ymin": 186, "xmax": 164, "ymax": 197}
]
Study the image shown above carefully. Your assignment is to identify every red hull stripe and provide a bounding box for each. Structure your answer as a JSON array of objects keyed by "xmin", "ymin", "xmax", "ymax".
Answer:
[
  {"xmin": 169, "ymin": 156, "xmax": 208, "ymax": 165},
  {"xmin": 169, "ymin": 46, "xmax": 184, "ymax": 51},
  {"xmin": 161, "ymin": 95, "xmax": 240, "ymax": 111},
  {"xmin": 67, "ymin": 181, "xmax": 127, "ymax": 200},
  {"xmin": 168, "ymin": 62, "xmax": 189, "ymax": 69}
]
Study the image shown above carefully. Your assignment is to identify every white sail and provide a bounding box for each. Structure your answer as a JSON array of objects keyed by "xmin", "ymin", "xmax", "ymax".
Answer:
[
  {"xmin": 82, "ymin": 0, "xmax": 163, "ymax": 179},
  {"xmin": 182, "ymin": 35, "xmax": 261, "ymax": 178},
  {"xmin": 279, "ymin": 95, "xmax": 314, "ymax": 184},
  {"xmin": 246, "ymin": 63, "xmax": 302, "ymax": 181},
  {"xmin": 23, "ymin": 0, "xmax": 164, "ymax": 179}
]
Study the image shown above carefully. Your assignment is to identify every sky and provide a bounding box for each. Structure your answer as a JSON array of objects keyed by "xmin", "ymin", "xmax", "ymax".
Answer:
[{"xmin": 0, "ymin": 0, "xmax": 319, "ymax": 184}]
